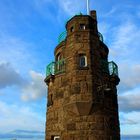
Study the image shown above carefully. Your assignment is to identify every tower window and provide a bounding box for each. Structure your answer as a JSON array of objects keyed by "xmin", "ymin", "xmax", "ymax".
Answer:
[
  {"xmin": 51, "ymin": 136, "xmax": 60, "ymax": 140},
  {"xmin": 56, "ymin": 53, "xmax": 61, "ymax": 61},
  {"xmin": 70, "ymin": 26, "xmax": 74, "ymax": 32},
  {"xmin": 56, "ymin": 53, "xmax": 61, "ymax": 70},
  {"xmin": 79, "ymin": 24, "xmax": 86, "ymax": 30},
  {"xmin": 47, "ymin": 94, "xmax": 53, "ymax": 107},
  {"xmin": 79, "ymin": 55, "xmax": 87, "ymax": 67}
]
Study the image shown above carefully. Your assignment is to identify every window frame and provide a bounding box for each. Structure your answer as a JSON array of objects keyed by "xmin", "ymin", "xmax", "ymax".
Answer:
[
  {"xmin": 79, "ymin": 54, "xmax": 87, "ymax": 68},
  {"xmin": 56, "ymin": 53, "xmax": 61, "ymax": 70},
  {"xmin": 54, "ymin": 136, "xmax": 60, "ymax": 140},
  {"xmin": 70, "ymin": 26, "xmax": 74, "ymax": 32},
  {"xmin": 79, "ymin": 24, "xmax": 86, "ymax": 30}
]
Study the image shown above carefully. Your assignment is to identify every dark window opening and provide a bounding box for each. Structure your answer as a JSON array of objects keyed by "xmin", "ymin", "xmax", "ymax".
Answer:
[
  {"xmin": 51, "ymin": 136, "xmax": 60, "ymax": 140},
  {"xmin": 47, "ymin": 94, "xmax": 53, "ymax": 107},
  {"xmin": 70, "ymin": 26, "xmax": 74, "ymax": 32},
  {"xmin": 79, "ymin": 55, "xmax": 87, "ymax": 67},
  {"xmin": 79, "ymin": 24, "xmax": 86, "ymax": 30},
  {"xmin": 56, "ymin": 53, "xmax": 61, "ymax": 61},
  {"xmin": 56, "ymin": 53, "xmax": 62, "ymax": 70}
]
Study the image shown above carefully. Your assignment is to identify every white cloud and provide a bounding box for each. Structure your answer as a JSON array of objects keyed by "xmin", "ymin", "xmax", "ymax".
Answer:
[
  {"xmin": 119, "ymin": 87, "xmax": 140, "ymax": 112},
  {"xmin": 123, "ymin": 112, "xmax": 140, "ymax": 124},
  {"xmin": 109, "ymin": 21, "xmax": 140, "ymax": 60},
  {"xmin": 0, "ymin": 101, "xmax": 45, "ymax": 133},
  {"xmin": 0, "ymin": 34, "xmax": 35, "ymax": 73},
  {"xmin": 0, "ymin": 62, "xmax": 25, "ymax": 89},
  {"xmin": 98, "ymin": 22, "xmax": 110, "ymax": 41},
  {"xmin": 120, "ymin": 111, "xmax": 140, "ymax": 135},
  {"xmin": 118, "ymin": 64, "xmax": 140, "ymax": 92},
  {"xmin": 101, "ymin": 10, "xmax": 140, "ymax": 135},
  {"xmin": 103, "ymin": 7, "xmax": 117, "ymax": 17},
  {"xmin": 112, "ymin": 22, "xmax": 136, "ymax": 49},
  {"xmin": 21, "ymin": 71, "xmax": 47, "ymax": 101},
  {"xmin": 105, "ymin": 17, "xmax": 140, "ymax": 107},
  {"xmin": 0, "ymin": 61, "xmax": 47, "ymax": 101}
]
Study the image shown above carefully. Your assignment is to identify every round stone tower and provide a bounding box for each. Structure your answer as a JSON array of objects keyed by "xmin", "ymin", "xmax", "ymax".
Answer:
[{"xmin": 44, "ymin": 10, "xmax": 120, "ymax": 140}]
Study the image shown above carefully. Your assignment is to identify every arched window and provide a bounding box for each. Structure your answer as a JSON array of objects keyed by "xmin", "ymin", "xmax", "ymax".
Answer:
[
  {"xmin": 79, "ymin": 54, "xmax": 87, "ymax": 67},
  {"xmin": 56, "ymin": 53, "xmax": 61, "ymax": 71},
  {"xmin": 56, "ymin": 53, "xmax": 61, "ymax": 61},
  {"xmin": 55, "ymin": 53, "xmax": 65, "ymax": 74}
]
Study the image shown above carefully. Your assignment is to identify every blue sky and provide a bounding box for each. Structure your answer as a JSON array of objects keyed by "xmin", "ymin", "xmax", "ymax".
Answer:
[{"xmin": 0, "ymin": 0, "xmax": 140, "ymax": 136}]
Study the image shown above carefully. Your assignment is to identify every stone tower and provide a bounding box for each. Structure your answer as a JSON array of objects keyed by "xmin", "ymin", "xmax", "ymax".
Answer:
[{"xmin": 44, "ymin": 10, "xmax": 120, "ymax": 140}]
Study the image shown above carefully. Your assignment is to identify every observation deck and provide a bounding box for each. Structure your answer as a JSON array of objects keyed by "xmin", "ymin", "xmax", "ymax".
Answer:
[
  {"xmin": 46, "ymin": 59, "xmax": 118, "ymax": 77},
  {"xmin": 101, "ymin": 60, "xmax": 120, "ymax": 85},
  {"xmin": 101, "ymin": 60, "xmax": 118, "ymax": 76},
  {"xmin": 58, "ymin": 31, "xmax": 104, "ymax": 44},
  {"xmin": 46, "ymin": 59, "xmax": 66, "ymax": 77}
]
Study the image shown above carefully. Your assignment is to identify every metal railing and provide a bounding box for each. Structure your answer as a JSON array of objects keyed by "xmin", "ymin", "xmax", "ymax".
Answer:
[
  {"xmin": 108, "ymin": 61, "xmax": 118, "ymax": 76},
  {"xmin": 46, "ymin": 59, "xmax": 66, "ymax": 77},
  {"xmin": 58, "ymin": 31, "xmax": 67, "ymax": 44},
  {"xmin": 101, "ymin": 60, "xmax": 118, "ymax": 76},
  {"xmin": 98, "ymin": 32, "xmax": 104, "ymax": 42},
  {"xmin": 58, "ymin": 13, "xmax": 84, "ymax": 44}
]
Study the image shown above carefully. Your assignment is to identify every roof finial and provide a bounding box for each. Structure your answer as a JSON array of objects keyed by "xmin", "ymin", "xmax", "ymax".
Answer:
[{"xmin": 87, "ymin": 0, "xmax": 90, "ymax": 15}]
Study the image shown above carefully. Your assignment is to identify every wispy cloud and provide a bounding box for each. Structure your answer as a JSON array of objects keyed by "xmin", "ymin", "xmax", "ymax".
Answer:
[
  {"xmin": 120, "ymin": 111, "xmax": 140, "ymax": 135},
  {"xmin": 121, "ymin": 118, "xmax": 138, "ymax": 125},
  {"xmin": 103, "ymin": 7, "xmax": 117, "ymax": 17},
  {"xmin": 98, "ymin": 22, "xmax": 110, "ymax": 41},
  {"xmin": 118, "ymin": 64, "xmax": 140, "ymax": 93},
  {"xmin": 119, "ymin": 87, "xmax": 140, "ymax": 112},
  {"xmin": 0, "ymin": 101, "xmax": 45, "ymax": 133},
  {"xmin": 58, "ymin": 0, "xmax": 85, "ymax": 16},
  {"xmin": 0, "ymin": 61, "xmax": 46, "ymax": 101},
  {"xmin": 109, "ymin": 21, "xmax": 140, "ymax": 60},
  {"xmin": 0, "ymin": 62, "xmax": 25, "ymax": 89},
  {"xmin": 31, "ymin": 0, "xmax": 58, "ymax": 20},
  {"xmin": 100, "ymin": 7, "xmax": 140, "ymax": 135},
  {"xmin": 0, "ymin": 129, "xmax": 44, "ymax": 138},
  {"xmin": 21, "ymin": 71, "xmax": 46, "ymax": 101},
  {"xmin": 0, "ymin": 34, "xmax": 35, "ymax": 73}
]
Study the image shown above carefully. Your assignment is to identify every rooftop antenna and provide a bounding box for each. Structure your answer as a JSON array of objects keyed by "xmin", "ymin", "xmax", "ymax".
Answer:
[{"xmin": 86, "ymin": 0, "xmax": 90, "ymax": 15}]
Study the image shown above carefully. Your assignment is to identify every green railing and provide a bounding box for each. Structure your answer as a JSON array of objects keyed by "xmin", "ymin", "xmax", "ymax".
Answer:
[
  {"xmin": 58, "ymin": 31, "xmax": 67, "ymax": 44},
  {"xmin": 46, "ymin": 59, "xmax": 66, "ymax": 77},
  {"xmin": 46, "ymin": 62, "xmax": 55, "ymax": 76},
  {"xmin": 58, "ymin": 31, "xmax": 103, "ymax": 44},
  {"xmin": 98, "ymin": 32, "xmax": 104, "ymax": 42},
  {"xmin": 58, "ymin": 13, "xmax": 84, "ymax": 44},
  {"xmin": 108, "ymin": 61, "xmax": 118, "ymax": 76},
  {"xmin": 101, "ymin": 60, "xmax": 118, "ymax": 76}
]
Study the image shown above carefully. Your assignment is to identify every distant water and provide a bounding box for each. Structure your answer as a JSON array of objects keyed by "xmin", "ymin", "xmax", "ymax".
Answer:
[
  {"xmin": 0, "ymin": 138, "xmax": 44, "ymax": 140},
  {"xmin": 121, "ymin": 135, "xmax": 140, "ymax": 140},
  {"xmin": 1, "ymin": 136, "xmax": 140, "ymax": 140}
]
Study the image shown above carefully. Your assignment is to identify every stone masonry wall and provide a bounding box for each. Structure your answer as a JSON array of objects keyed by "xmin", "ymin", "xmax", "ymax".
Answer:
[{"xmin": 45, "ymin": 13, "xmax": 120, "ymax": 140}]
